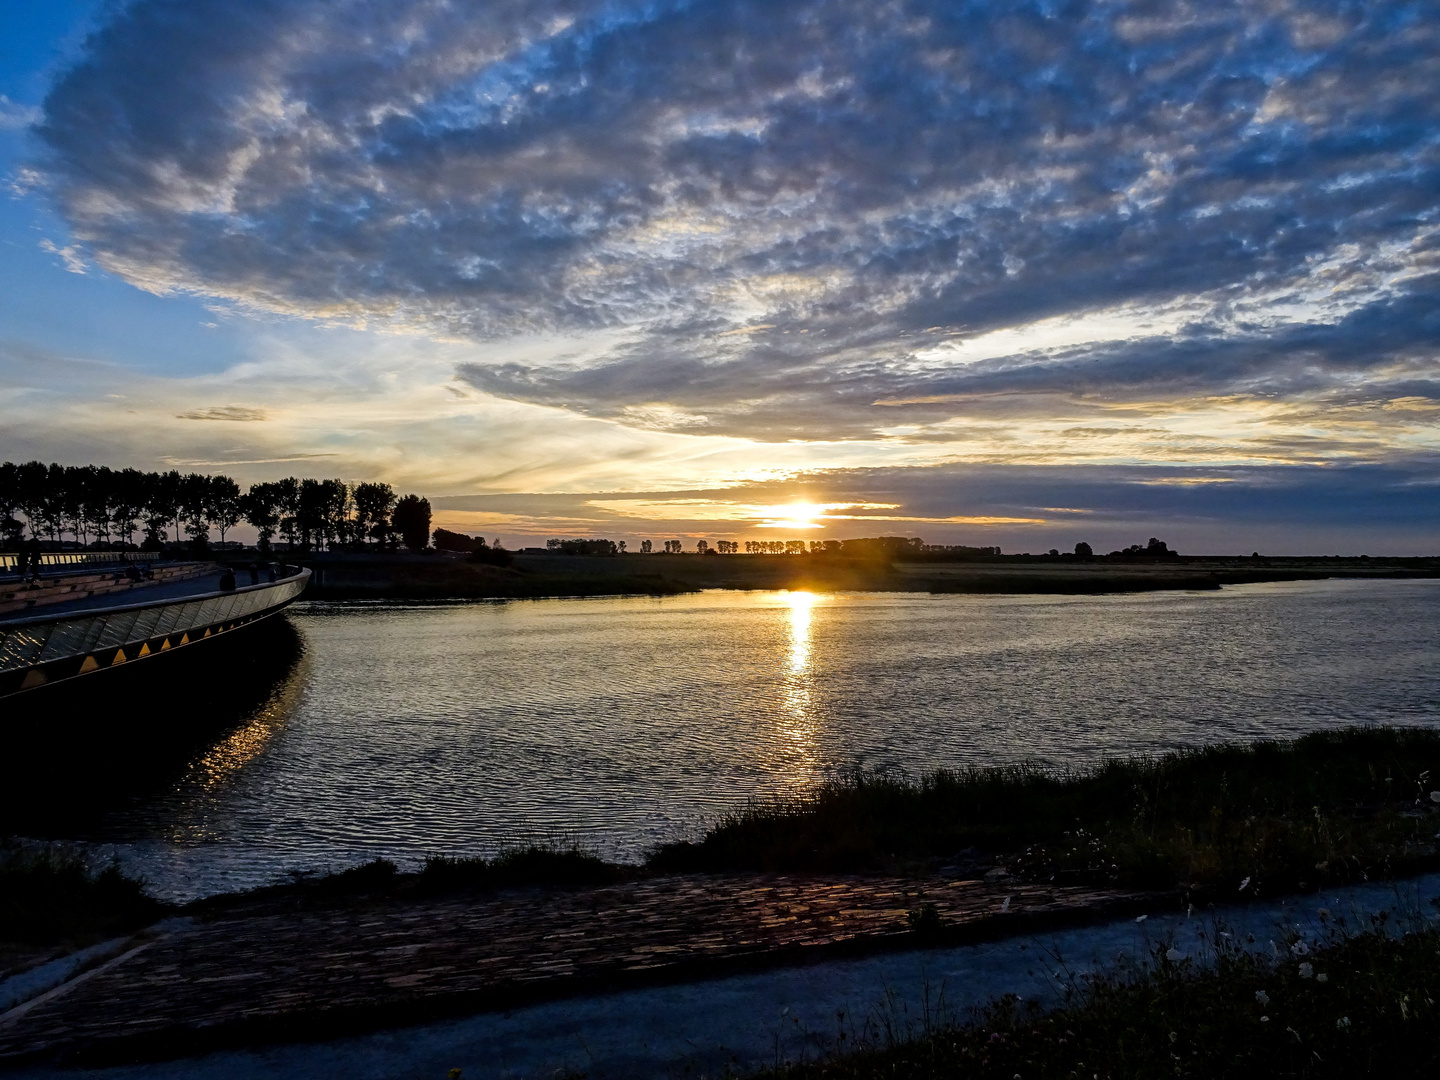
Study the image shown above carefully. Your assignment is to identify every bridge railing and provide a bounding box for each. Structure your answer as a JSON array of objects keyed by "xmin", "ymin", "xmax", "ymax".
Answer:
[
  {"xmin": 0, "ymin": 551, "xmax": 161, "ymax": 572},
  {"xmin": 0, "ymin": 567, "xmax": 310, "ymax": 695}
]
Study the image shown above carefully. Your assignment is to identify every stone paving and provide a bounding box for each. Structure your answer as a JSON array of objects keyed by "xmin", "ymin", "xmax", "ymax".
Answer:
[{"xmin": 0, "ymin": 873, "xmax": 1151, "ymax": 1067}]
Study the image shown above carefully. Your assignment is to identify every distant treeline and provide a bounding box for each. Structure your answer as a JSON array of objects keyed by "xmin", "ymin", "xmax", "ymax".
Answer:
[
  {"xmin": 0, "ymin": 460, "xmax": 433, "ymax": 553},
  {"xmin": 537, "ymin": 535, "xmax": 1006, "ymax": 557},
  {"xmin": 1, "ymin": 460, "xmax": 1177, "ymax": 560},
  {"xmin": 533, "ymin": 536, "xmax": 1180, "ymax": 558}
]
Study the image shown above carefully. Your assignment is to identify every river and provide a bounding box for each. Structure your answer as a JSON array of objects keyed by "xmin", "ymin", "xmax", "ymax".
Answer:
[{"xmin": 36, "ymin": 578, "xmax": 1440, "ymax": 900}]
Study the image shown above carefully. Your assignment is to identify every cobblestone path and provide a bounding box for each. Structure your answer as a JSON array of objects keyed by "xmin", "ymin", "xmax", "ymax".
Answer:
[{"xmin": 0, "ymin": 873, "xmax": 1150, "ymax": 1066}]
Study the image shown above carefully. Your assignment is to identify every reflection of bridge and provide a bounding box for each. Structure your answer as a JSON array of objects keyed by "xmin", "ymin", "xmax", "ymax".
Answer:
[{"xmin": 0, "ymin": 563, "xmax": 310, "ymax": 698}]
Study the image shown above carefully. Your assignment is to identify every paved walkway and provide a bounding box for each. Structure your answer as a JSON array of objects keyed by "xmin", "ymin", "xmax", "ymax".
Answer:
[{"xmin": 0, "ymin": 873, "xmax": 1148, "ymax": 1068}]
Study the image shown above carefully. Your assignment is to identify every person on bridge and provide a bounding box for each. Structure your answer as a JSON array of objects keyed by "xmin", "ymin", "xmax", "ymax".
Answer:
[
  {"xmin": 23, "ymin": 537, "xmax": 41, "ymax": 582},
  {"xmin": 219, "ymin": 567, "xmax": 237, "ymax": 592}
]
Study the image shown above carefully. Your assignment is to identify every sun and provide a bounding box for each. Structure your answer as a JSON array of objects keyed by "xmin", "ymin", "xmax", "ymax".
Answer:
[{"xmin": 757, "ymin": 502, "xmax": 826, "ymax": 530}]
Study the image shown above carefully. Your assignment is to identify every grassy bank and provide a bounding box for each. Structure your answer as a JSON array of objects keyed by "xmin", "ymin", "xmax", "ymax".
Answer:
[
  {"xmin": 296, "ymin": 551, "xmax": 1440, "ymax": 601},
  {"xmin": 764, "ymin": 921, "xmax": 1440, "ymax": 1079},
  {"xmin": 654, "ymin": 727, "xmax": 1440, "ymax": 897},
  {"xmin": 300, "ymin": 556, "xmax": 695, "ymax": 600},
  {"xmin": 9, "ymin": 728, "xmax": 1440, "ymax": 971},
  {"xmin": 0, "ymin": 846, "xmax": 168, "ymax": 976}
]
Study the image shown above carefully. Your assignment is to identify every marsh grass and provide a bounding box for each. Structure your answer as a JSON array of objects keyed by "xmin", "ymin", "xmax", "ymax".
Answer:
[
  {"xmin": 652, "ymin": 727, "xmax": 1440, "ymax": 895},
  {"xmin": 234, "ymin": 843, "xmax": 626, "ymax": 906},
  {"xmin": 419, "ymin": 845, "xmax": 621, "ymax": 891},
  {"xmin": 0, "ymin": 845, "xmax": 165, "ymax": 959},
  {"xmin": 764, "ymin": 917, "xmax": 1440, "ymax": 1080}
]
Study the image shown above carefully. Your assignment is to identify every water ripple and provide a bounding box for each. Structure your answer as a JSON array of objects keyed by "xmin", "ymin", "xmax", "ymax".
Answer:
[{"xmin": 98, "ymin": 580, "xmax": 1440, "ymax": 900}]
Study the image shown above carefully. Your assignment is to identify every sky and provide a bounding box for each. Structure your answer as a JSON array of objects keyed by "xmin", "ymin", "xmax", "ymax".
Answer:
[{"xmin": 2, "ymin": 0, "xmax": 1438, "ymax": 553}]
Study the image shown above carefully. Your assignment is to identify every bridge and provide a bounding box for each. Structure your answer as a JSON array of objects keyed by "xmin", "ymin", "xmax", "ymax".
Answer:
[{"xmin": 0, "ymin": 558, "xmax": 310, "ymax": 698}]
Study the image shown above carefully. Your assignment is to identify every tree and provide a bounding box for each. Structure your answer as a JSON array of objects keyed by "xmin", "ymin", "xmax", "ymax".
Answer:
[
  {"xmin": 0, "ymin": 461, "xmax": 22, "ymax": 548},
  {"xmin": 640, "ymin": 539, "xmax": 652, "ymax": 553},
  {"xmin": 242, "ymin": 482, "xmax": 281, "ymax": 552},
  {"xmin": 696, "ymin": 540, "xmax": 709, "ymax": 554},
  {"xmin": 180, "ymin": 473, "xmax": 212, "ymax": 550},
  {"xmin": 15, "ymin": 461, "xmax": 49, "ymax": 541},
  {"xmin": 273, "ymin": 477, "xmax": 301, "ymax": 549},
  {"xmin": 433, "ymin": 528, "xmax": 478, "ymax": 552},
  {"xmin": 393, "ymin": 495, "xmax": 432, "ymax": 551},
  {"xmin": 1111, "ymin": 537, "xmax": 1179, "ymax": 558},
  {"xmin": 111, "ymin": 469, "xmax": 149, "ymax": 549},
  {"xmin": 1074, "ymin": 541, "xmax": 1093, "ymax": 557},
  {"xmin": 313, "ymin": 479, "xmax": 349, "ymax": 550},
  {"xmin": 210, "ymin": 475, "xmax": 243, "ymax": 545},
  {"xmin": 149, "ymin": 470, "xmax": 183, "ymax": 551},
  {"xmin": 352, "ymin": 482, "xmax": 396, "ymax": 547},
  {"xmin": 296, "ymin": 479, "xmax": 327, "ymax": 550}
]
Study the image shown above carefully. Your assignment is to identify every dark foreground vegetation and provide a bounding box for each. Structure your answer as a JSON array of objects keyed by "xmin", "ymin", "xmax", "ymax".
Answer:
[
  {"xmin": 655, "ymin": 727, "xmax": 1440, "ymax": 898},
  {"xmin": 0, "ymin": 847, "xmax": 168, "ymax": 975},
  {"xmin": 765, "ymin": 921, "xmax": 1440, "ymax": 1080},
  {"xmin": 187, "ymin": 845, "xmax": 625, "ymax": 917}
]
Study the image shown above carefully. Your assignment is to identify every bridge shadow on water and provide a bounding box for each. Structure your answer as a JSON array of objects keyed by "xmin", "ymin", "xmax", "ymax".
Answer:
[{"xmin": 0, "ymin": 616, "xmax": 309, "ymax": 837}]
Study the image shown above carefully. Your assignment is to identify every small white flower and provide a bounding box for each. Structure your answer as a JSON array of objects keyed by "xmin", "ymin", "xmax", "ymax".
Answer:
[
  {"xmin": 1135, "ymin": 914, "xmax": 1148, "ymax": 922},
  {"xmin": 1299, "ymin": 962, "xmax": 1314, "ymax": 978},
  {"xmin": 1000, "ymin": 896, "xmax": 1011, "ymax": 912},
  {"xmin": 1316, "ymin": 973, "xmax": 1328, "ymax": 983},
  {"xmin": 1255, "ymin": 990, "xmax": 1270, "ymax": 1005},
  {"xmin": 1239, "ymin": 876, "xmax": 1251, "ymax": 891},
  {"xmin": 1166, "ymin": 948, "xmax": 1183, "ymax": 961},
  {"xmin": 1291, "ymin": 941, "xmax": 1309, "ymax": 956},
  {"xmin": 1260, "ymin": 1015, "xmax": 1270, "ymax": 1022},
  {"xmin": 1337, "ymin": 1016, "xmax": 1351, "ymax": 1029},
  {"xmin": 1430, "ymin": 791, "xmax": 1440, "ymax": 803}
]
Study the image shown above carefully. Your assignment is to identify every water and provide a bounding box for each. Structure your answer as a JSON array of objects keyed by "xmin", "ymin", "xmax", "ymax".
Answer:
[{"xmin": 47, "ymin": 579, "xmax": 1440, "ymax": 899}]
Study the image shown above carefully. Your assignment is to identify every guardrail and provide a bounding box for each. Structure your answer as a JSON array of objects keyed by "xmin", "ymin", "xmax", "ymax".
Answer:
[
  {"xmin": 0, "ymin": 551, "xmax": 161, "ymax": 572},
  {"xmin": 0, "ymin": 566, "xmax": 310, "ymax": 697}
]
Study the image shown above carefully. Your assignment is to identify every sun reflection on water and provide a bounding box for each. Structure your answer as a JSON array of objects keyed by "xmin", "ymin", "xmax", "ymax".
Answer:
[
  {"xmin": 787, "ymin": 590, "xmax": 814, "ymax": 673},
  {"xmin": 778, "ymin": 591, "xmax": 820, "ymax": 781}
]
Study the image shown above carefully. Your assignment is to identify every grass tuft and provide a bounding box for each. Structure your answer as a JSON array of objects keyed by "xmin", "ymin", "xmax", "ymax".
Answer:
[
  {"xmin": 420, "ymin": 845, "xmax": 621, "ymax": 892},
  {"xmin": 0, "ymin": 845, "xmax": 165, "ymax": 950},
  {"xmin": 650, "ymin": 727, "xmax": 1440, "ymax": 895},
  {"xmin": 765, "ymin": 919, "xmax": 1440, "ymax": 1079}
]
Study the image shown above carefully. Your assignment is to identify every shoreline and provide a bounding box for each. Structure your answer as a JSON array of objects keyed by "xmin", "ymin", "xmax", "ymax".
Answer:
[
  {"xmin": 286, "ymin": 550, "xmax": 1440, "ymax": 601},
  {"xmin": 3, "ymin": 725, "xmax": 1440, "ymax": 1069}
]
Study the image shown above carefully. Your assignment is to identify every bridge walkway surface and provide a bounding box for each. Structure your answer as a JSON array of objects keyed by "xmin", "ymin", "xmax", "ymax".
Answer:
[
  {"xmin": 0, "ymin": 563, "xmax": 215, "ymax": 620},
  {"xmin": 1, "ymin": 569, "xmax": 244, "ymax": 623}
]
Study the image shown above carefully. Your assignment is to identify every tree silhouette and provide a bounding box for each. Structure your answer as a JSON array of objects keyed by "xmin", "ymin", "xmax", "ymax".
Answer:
[{"xmin": 392, "ymin": 495, "xmax": 432, "ymax": 552}]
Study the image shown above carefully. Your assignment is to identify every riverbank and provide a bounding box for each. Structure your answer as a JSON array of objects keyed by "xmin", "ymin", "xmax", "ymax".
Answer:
[
  {"xmin": 763, "ymin": 914, "xmax": 1440, "ymax": 1080},
  {"xmin": 2, "ymin": 727, "xmax": 1438, "ymax": 1069},
  {"xmin": 286, "ymin": 550, "xmax": 1440, "ymax": 601},
  {"xmin": 653, "ymin": 726, "xmax": 1440, "ymax": 897}
]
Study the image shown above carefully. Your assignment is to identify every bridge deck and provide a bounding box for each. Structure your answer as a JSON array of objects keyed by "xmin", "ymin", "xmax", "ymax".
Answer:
[
  {"xmin": 0, "ymin": 566, "xmax": 310, "ymax": 697},
  {"xmin": 0, "ymin": 568, "xmax": 271, "ymax": 625}
]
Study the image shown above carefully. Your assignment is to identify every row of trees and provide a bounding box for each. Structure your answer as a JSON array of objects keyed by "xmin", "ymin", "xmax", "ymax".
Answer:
[
  {"xmin": 544, "ymin": 536, "xmax": 1002, "ymax": 556},
  {"xmin": 0, "ymin": 461, "xmax": 433, "ymax": 553}
]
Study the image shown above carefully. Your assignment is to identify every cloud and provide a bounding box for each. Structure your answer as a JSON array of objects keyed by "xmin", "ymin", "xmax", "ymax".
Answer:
[
  {"xmin": 0, "ymin": 95, "xmax": 41, "ymax": 130},
  {"xmin": 176, "ymin": 405, "xmax": 270, "ymax": 421},
  {"xmin": 38, "ymin": 239, "xmax": 87, "ymax": 274},
  {"xmin": 28, "ymin": 0, "xmax": 1440, "ymax": 453},
  {"xmin": 429, "ymin": 459, "xmax": 1440, "ymax": 553}
]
